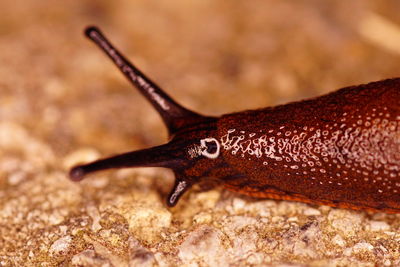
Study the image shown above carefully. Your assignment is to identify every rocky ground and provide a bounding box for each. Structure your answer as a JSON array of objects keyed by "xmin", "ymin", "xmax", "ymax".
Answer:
[{"xmin": 1, "ymin": 1, "xmax": 400, "ymax": 266}]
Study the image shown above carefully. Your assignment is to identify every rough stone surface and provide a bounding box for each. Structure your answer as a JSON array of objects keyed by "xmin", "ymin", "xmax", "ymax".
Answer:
[{"xmin": 1, "ymin": 1, "xmax": 400, "ymax": 266}]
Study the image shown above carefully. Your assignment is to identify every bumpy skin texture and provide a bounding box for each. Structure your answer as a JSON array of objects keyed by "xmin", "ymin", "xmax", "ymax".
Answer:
[
  {"xmin": 71, "ymin": 27, "xmax": 400, "ymax": 212},
  {"xmin": 215, "ymin": 79, "xmax": 400, "ymax": 212}
]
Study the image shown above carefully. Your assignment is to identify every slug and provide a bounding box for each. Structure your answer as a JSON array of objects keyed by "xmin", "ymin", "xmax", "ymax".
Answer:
[{"xmin": 70, "ymin": 26, "xmax": 400, "ymax": 212}]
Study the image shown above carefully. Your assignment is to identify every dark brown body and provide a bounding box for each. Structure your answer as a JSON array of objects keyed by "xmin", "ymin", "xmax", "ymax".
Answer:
[
  {"xmin": 216, "ymin": 79, "xmax": 400, "ymax": 212},
  {"xmin": 70, "ymin": 26, "xmax": 400, "ymax": 212}
]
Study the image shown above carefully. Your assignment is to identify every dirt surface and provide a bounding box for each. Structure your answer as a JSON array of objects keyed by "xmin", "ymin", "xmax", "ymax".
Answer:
[{"xmin": 1, "ymin": 1, "xmax": 400, "ymax": 266}]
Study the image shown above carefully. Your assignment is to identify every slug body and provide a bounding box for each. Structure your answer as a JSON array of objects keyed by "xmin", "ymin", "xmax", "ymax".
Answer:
[{"xmin": 71, "ymin": 26, "xmax": 400, "ymax": 212}]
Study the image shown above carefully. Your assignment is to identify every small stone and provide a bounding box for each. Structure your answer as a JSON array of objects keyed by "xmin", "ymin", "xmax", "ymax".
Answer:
[
  {"xmin": 246, "ymin": 253, "xmax": 264, "ymax": 264},
  {"xmin": 384, "ymin": 259, "xmax": 391, "ymax": 266},
  {"xmin": 7, "ymin": 171, "xmax": 26, "ymax": 185},
  {"xmin": 352, "ymin": 242, "xmax": 374, "ymax": 253},
  {"xmin": 90, "ymin": 177, "xmax": 109, "ymax": 188},
  {"xmin": 71, "ymin": 249, "xmax": 112, "ymax": 266},
  {"xmin": 232, "ymin": 198, "xmax": 246, "ymax": 212},
  {"xmin": 343, "ymin": 248, "xmax": 352, "ymax": 257},
  {"xmin": 49, "ymin": 235, "xmax": 72, "ymax": 255},
  {"xmin": 86, "ymin": 203, "xmax": 102, "ymax": 232},
  {"xmin": 303, "ymin": 208, "xmax": 321, "ymax": 216},
  {"xmin": 47, "ymin": 212, "xmax": 65, "ymax": 225},
  {"xmin": 0, "ymin": 122, "xmax": 55, "ymax": 167},
  {"xmin": 193, "ymin": 212, "xmax": 212, "ymax": 224},
  {"xmin": 230, "ymin": 231, "xmax": 258, "ymax": 257},
  {"xmin": 332, "ymin": 234, "xmax": 346, "ymax": 247},
  {"xmin": 59, "ymin": 225, "xmax": 68, "ymax": 235},
  {"xmin": 368, "ymin": 221, "xmax": 390, "ymax": 231},
  {"xmin": 129, "ymin": 237, "xmax": 155, "ymax": 267},
  {"xmin": 223, "ymin": 216, "xmax": 259, "ymax": 234},
  {"xmin": 120, "ymin": 205, "xmax": 171, "ymax": 242},
  {"xmin": 327, "ymin": 210, "xmax": 363, "ymax": 236},
  {"xmin": 192, "ymin": 190, "xmax": 221, "ymax": 209},
  {"xmin": 178, "ymin": 225, "xmax": 229, "ymax": 266},
  {"xmin": 245, "ymin": 201, "xmax": 271, "ymax": 217},
  {"xmin": 379, "ymin": 245, "xmax": 388, "ymax": 253},
  {"xmin": 271, "ymin": 216, "xmax": 284, "ymax": 223},
  {"xmin": 291, "ymin": 222, "xmax": 322, "ymax": 257},
  {"xmin": 153, "ymin": 252, "xmax": 171, "ymax": 267}
]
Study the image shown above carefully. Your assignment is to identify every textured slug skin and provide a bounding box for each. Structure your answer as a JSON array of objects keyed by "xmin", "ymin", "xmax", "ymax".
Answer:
[{"xmin": 216, "ymin": 78, "xmax": 400, "ymax": 212}]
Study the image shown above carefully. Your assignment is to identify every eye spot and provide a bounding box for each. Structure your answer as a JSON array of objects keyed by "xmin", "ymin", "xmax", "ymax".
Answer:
[
  {"xmin": 200, "ymin": 138, "xmax": 220, "ymax": 159},
  {"xmin": 205, "ymin": 141, "xmax": 218, "ymax": 154}
]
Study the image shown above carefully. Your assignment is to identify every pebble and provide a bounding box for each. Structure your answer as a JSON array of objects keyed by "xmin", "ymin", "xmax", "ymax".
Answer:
[
  {"xmin": 7, "ymin": 171, "xmax": 27, "ymax": 185},
  {"xmin": 49, "ymin": 236, "xmax": 72, "ymax": 255},
  {"xmin": 303, "ymin": 208, "xmax": 321, "ymax": 216},
  {"xmin": 327, "ymin": 210, "xmax": 363, "ymax": 236},
  {"xmin": 352, "ymin": 242, "xmax": 374, "ymax": 253},
  {"xmin": 71, "ymin": 249, "xmax": 112, "ymax": 266},
  {"xmin": 120, "ymin": 205, "xmax": 172, "ymax": 242},
  {"xmin": 368, "ymin": 221, "xmax": 390, "ymax": 231},
  {"xmin": 129, "ymin": 237, "xmax": 155, "ymax": 267},
  {"xmin": 178, "ymin": 225, "xmax": 229, "ymax": 267},
  {"xmin": 331, "ymin": 234, "xmax": 346, "ymax": 247}
]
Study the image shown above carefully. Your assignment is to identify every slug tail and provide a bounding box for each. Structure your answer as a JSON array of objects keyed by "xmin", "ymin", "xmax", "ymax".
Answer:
[{"xmin": 84, "ymin": 26, "xmax": 207, "ymax": 135}]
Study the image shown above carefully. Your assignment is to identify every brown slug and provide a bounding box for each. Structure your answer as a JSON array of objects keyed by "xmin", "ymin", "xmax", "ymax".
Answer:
[{"xmin": 70, "ymin": 26, "xmax": 400, "ymax": 212}]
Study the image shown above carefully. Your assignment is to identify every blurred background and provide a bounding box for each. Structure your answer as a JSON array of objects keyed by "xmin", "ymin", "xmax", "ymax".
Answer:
[
  {"xmin": 2, "ymin": 0, "xmax": 400, "ymax": 265},
  {"xmin": 2, "ymin": 0, "xmax": 400, "ymax": 156}
]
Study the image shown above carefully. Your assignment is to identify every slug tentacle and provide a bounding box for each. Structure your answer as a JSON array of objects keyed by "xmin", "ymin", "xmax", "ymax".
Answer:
[
  {"xmin": 84, "ymin": 26, "xmax": 207, "ymax": 135},
  {"xmin": 167, "ymin": 172, "xmax": 194, "ymax": 207},
  {"xmin": 69, "ymin": 143, "xmax": 183, "ymax": 181}
]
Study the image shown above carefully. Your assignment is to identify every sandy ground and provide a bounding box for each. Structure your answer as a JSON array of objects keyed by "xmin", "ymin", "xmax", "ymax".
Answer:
[{"xmin": 1, "ymin": 0, "xmax": 400, "ymax": 266}]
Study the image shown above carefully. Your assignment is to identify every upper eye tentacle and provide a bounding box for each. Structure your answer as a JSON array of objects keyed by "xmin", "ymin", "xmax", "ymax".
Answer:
[{"xmin": 84, "ymin": 26, "xmax": 211, "ymax": 135}]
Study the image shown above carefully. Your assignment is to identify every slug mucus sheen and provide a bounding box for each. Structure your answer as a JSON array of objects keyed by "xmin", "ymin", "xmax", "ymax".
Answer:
[{"xmin": 70, "ymin": 26, "xmax": 400, "ymax": 212}]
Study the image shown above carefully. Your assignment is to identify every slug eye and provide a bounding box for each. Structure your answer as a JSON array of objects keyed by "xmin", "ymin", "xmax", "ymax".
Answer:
[
  {"xmin": 205, "ymin": 141, "xmax": 218, "ymax": 154},
  {"xmin": 200, "ymin": 138, "xmax": 220, "ymax": 159}
]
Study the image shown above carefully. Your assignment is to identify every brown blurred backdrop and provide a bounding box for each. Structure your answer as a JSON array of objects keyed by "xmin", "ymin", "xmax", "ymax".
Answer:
[{"xmin": 2, "ymin": 1, "xmax": 400, "ymax": 265}]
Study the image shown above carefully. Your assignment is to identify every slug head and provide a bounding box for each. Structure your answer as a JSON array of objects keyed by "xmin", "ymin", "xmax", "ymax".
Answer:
[{"xmin": 69, "ymin": 26, "xmax": 225, "ymax": 206}]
